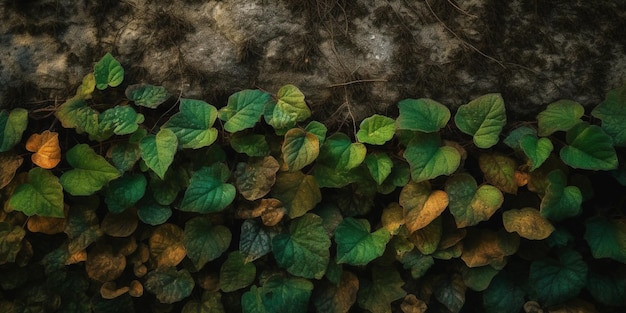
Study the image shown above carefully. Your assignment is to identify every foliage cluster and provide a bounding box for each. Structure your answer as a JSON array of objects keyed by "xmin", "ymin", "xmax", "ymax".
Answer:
[{"xmin": 1, "ymin": 53, "xmax": 626, "ymax": 312}]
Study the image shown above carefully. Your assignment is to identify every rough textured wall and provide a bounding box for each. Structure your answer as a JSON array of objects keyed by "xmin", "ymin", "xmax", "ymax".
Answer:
[{"xmin": 1, "ymin": 0, "xmax": 625, "ymax": 125}]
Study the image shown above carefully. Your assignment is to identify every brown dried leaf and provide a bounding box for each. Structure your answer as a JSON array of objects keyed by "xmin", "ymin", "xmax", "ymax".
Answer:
[
  {"xmin": 86, "ymin": 244, "xmax": 126, "ymax": 282},
  {"xmin": 27, "ymin": 214, "xmax": 67, "ymax": 235},
  {"xmin": 149, "ymin": 223, "xmax": 186, "ymax": 268},
  {"xmin": 100, "ymin": 281, "xmax": 129, "ymax": 299},
  {"xmin": 66, "ymin": 250, "xmax": 87, "ymax": 265},
  {"xmin": 101, "ymin": 208, "xmax": 138, "ymax": 237},
  {"xmin": 461, "ymin": 229, "xmax": 519, "ymax": 268},
  {"xmin": 0, "ymin": 151, "xmax": 23, "ymax": 189},
  {"xmin": 25, "ymin": 130, "xmax": 61, "ymax": 169},
  {"xmin": 235, "ymin": 156, "xmax": 280, "ymax": 201},
  {"xmin": 129, "ymin": 280, "xmax": 143, "ymax": 297},
  {"xmin": 401, "ymin": 294, "xmax": 428, "ymax": 313}
]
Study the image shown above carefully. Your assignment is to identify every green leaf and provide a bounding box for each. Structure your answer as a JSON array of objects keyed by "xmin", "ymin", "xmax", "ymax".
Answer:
[
  {"xmin": 242, "ymin": 275, "xmax": 313, "ymax": 313},
  {"xmin": 396, "ymin": 98, "xmax": 450, "ymax": 133},
  {"xmin": 335, "ymin": 217, "xmax": 390, "ymax": 265},
  {"xmin": 520, "ymin": 134, "xmax": 553, "ymax": 171},
  {"xmin": 8, "ymin": 168, "xmax": 63, "ymax": 217},
  {"xmin": 401, "ymin": 249, "xmax": 435, "ymax": 279},
  {"xmin": 357, "ymin": 267, "xmax": 406, "ymax": 313},
  {"xmin": 318, "ymin": 133, "xmax": 366, "ymax": 171},
  {"xmin": 183, "ymin": 216, "xmax": 232, "ymax": 269},
  {"xmin": 264, "ymin": 84, "xmax": 311, "ymax": 131},
  {"xmin": 94, "ymin": 53, "xmax": 124, "ymax": 90},
  {"xmin": 478, "ymin": 153, "xmax": 518, "ymax": 194},
  {"xmin": 144, "ymin": 267, "xmax": 195, "ymax": 304},
  {"xmin": 305, "ymin": 121, "xmax": 327, "ymax": 144},
  {"xmin": 445, "ymin": 173, "xmax": 504, "ymax": 228},
  {"xmin": 357, "ymin": 114, "xmax": 396, "ymax": 144},
  {"xmin": 364, "ymin": 152, "xmax": 393, "ymax": 185},
  {"xmin": 502, "ymin": 207, "xmax": 554, "ymax": 240},
  {"xmin": 230, "ymin": 133, "xmax": 270, "ymax": 157},
  {"xmin": 503, "ymin": 126, "xmax": 536, "ymax": 149},
  {"xmin": 140, "ymin": 128, "xmax": 178, "ymax": 179},
  {"xmin": 55, "ymin": 97, "xmax": 100, "ymax": 136},
  {"xmin": 149, "ymin": 167, "xmax": 188, "ymax": 205},
  {"xmin": 239, "ymin": 219, "xmax": 273, "ymax": 262},
  {"xmin": 537, "ymin": 99, "xmax": 585, "ymax": 136},
  {"xmin": 99, "ymin": 105, "xmax": 144, "ymax": 136},
  {"xmin": 235, "ymin": 156, "xmax": 280, "ymax": 201},
  {"xmin": 137, "ymin": 197, "xmax": 172, "ymax": 226},
  {"xmin": 163, "ymin": 99, "xmax": 218, "ymax": 149},
  {"xmin": 271, "ymin": 171, "xmax": 321, "ymax": 218},
  {"xmin": 281, "ymin": 128, "xmax": 319, "ymax": 171},
  {"xmin": 483, "ymin": 273, "xmax": 525, "ymax": 313},
  {"xmin": 540, "ymin": 170, "xmax": 582, "ymax": 221},
  {"xmin": 219, "ymin": 89, "xmax": 271, "ymax": 132},
  {"xmin": 180, "ymin": 163, "xmax": 236, "ymax": 213},
  {"xmin": 182, "ymin": 291, "xmax": 225, "ymax": 313},
  {"xmin": 529, "ymin": 249, "xmax": 587, "ymax": 306},
  {"xmin": 592, "ymin": 85, "xmax": 626, "ymax": 146},
  {"xmin": 587, "ymin": 271, "xmax": 626, "ymax": 307},
  {"xmin": 0, "ymin": 108, "xmax": 28, "ymax": 152},
  {"xmin": 272, "ymin": 214, "xmax": 331, "ymax": 279},
  {"xmin": 220, "ymin": 251, "xmax": 256, "ymax": 292},
  {"xmin": 64, "ymin": 197, "xmax": 101, "ymax": 254},
  {"xmin": 0, "ymin": 222, "xmax": 26, "ymax": 265},
  {"xmin": 584, "ymin": 216, "xmax": 626, "ymax": 263},
  {"xmin": 125, "ymin": 84, "xmax": 169, "ymax": 109},
  {"xmin": 103, "ymin": 173, "xmax": 147, "ymax": 213},
  {"xmin": 454, "ymin": 93, "xmax": 506, "ymax": 148},
  {"xmin": 560, "ymin": 122, "xmax": 618, "ymax": 170},
  {"xmin": 109, "ymin": 142, "xmax": 141, "ymax": 172},
  {"xmin": 60, "ymin": 144, "xmax": 121, "ymax": 196},
  {"xmin": 403, "ymin": 133, "xmax": 460, "ymax": 182}
]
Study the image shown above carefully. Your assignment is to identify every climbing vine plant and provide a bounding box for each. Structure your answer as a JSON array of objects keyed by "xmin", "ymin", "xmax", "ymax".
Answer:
[{"xmin": 1, "ymin": 53, "xmax": 626, "ymax": 312}]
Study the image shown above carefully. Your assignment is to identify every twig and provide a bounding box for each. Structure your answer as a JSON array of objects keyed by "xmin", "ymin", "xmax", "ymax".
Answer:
[{"xmin": 327, "ymin": 79, "xmax": 388, "ymax": 88}]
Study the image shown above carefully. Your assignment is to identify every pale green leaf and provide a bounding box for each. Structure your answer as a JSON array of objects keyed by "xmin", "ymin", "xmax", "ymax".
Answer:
[
  {"xmin": 396, "ymin": 98, "xmax": 450, "ymax": 133},
  {"xmin": 219, "ymin": 89, "xmax": 270, "ymax": 133},
  {"xmin": 125, "ymin": 84, "xmax": 169, "ymax": 109},
  {"xmin": 537, "ymin": 100, "xmax": 585, "ymax": 136},
  {"xmin": 163, "ymin": 99, "xmax": 218, "ymax": 149},
  {"xmin": 560, "ymin": 122, "xmax": 618, "ymax": 170},
  {"xmin": 94, "ymin": 53, "xmax": 124, "ymax": 90},
  {"xmin": 0, "ymin": 108, "xmax": 28, "ymax": 152},
  {"xmin": 140, "ymin": 128, "xmax": 178, "ymax": 179},
  {"xmin": 529, "ymin": 249, "xmax": 587, "ymax": 306},
  {"xmin": 145, "ymin": 267, "xmax": 195, "ymax": 304},
  {"xmin": 183, "ymin": 216, "xmax": 232, "ymax": 269},
  {"xmin": 264, "ymin": 84, "xmax": 311, "ymax": 131},
  {"xmin": 272, "ymin": 214, "xmax": 331, "ymax": 279},
  {"xmin": 357, "ymin": 114, "xmax": 396, "ymax": 145},
  {"xmin": 335, "ymin": 217, "xmax": 390, "ymax": 265},
  {"xmin": 454, "ymin": 93, "xmax": 506, "ymax": 148},
  {"xmin": 180, "ymin": 163, "xmax": 236, "ymax": 213},
  {"xmin": 281, "ymin": 128, "xmax": 319, "ymax": 171},
  {"xmin": 60, "ymin": 144, "xmax": 121, "ymax": 196},
  {"xmin": 403, "ymin": 133, "xmax": 460, "ymax": 182}
]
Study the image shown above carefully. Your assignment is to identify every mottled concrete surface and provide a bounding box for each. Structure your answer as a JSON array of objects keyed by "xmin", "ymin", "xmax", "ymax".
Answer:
[{"xmin": 1, "ymin": 0, "xmax": 625, "ymax": 124}]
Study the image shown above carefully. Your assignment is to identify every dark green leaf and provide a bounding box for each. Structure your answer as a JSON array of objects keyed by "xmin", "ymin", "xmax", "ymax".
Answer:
[
  {"xmin": 60, "ymin": 144, "xmax": 121, "ymax": 196},
  {"xmin": 180, "ymin": 163, "xmax": 236, "ymax": 213},
  {"xmin": 503, "ymin": 126, "xmax": 536, "ymax": 149},
  {"xmin": 0, "ymin": 222, "xmax": 26, "ymax": 265},
  {"xmin": 462, "ymin": 265, "xmax": 499, "ymax": 292},
  {"xmin": 433, "ymin": 273, "xmax": 466, "ymax": 313},
  {"xmin": 313, "ymin": 271, "xmax": 359, "ymax": 313},
  {"xmin": 137, "ymin": 197, "xmax": 172, "ymax": 226},
  {"xmin": 220, "ymin": 251, "xmax": 256, "ymax": 292},
  {"xmin": 396, "ymin": 98, "xmax": 450, "ymax": 133},
  {"xmin": 144, "ymin": 267, "xmax": 195, "ymax": 304},
  {"xmin": 272, "ymin": 214, "xmax": 331, "ymax": 279},
  {"xmin": 182, "ymin": 291, "xmax": 225, "ymax": 313},
  {"xmin": 584, "ymin": 216, "xmax": 626, "ymax": 263},
  {"xmin": 454, "ymin": 93, "xmax": 506, "ymax": 148},
  {"xmin": 560, "ymin": 122, "xmax": 618, "ymax": 170},
  {"xmin": 219, "ymin": 89, "xmax": 270, "ymax": 132},
  {"xmin": 401, "ymin": 249, "xmax": 434, "ymax": 279},
  {"xmin": 104, "ymin": 173, "xmax": 147, "ymax": 213},
  {"xmin": 483, "ymin": 273, "xmax": 525, "ymax": 313},
  {"xmin": 183, "ymin": 217, "xmax": 232, "ymax": 269},
  {"xmin": 0, "ymin": 108, "xmax": 28, "ymax": 152},
  {"xmin": 163, "ymin": 99, "xmax": 218, "ymax": 149},
  {"xmin": 529, "ymin": 249, "xmax": 587, "ymax": 306},
  {"xmin": 230, "ymin": 133, "xmax": 270, "ymax": 157},
  {"xmin": 109, "ymin": 142, "xmax": 141, "ymax": 172},
  {"xmin": 239, "ymin": 219, "xmax": 273, "ymax": 263},
  {"xmin": 94, "ymin": 53, "xmax": 124, "ymax": 90},
  {"xmin": 305, "ymin": 121, "xmax": 328, "ymax": 144},
  {"xmin": 318, "ymin": 133, "xmax": 366, "ymax": 171},
  {"xmin": 403, "ymin": 132, "xmax": 460, "ymax": 182},
  {"xmin": 591, "ymin": 85, "xmax": 626, "ymax": 146},
  {"xmin": 335, "ymin": 217, "xmax": 390, "ymax": 265},
  {"xmin": 9, "ymin": 168, "xmax": 64, "ymax": 217},
  {"xmin": 242, "ymin": 275, "xmax": 313, "ymax": 313},
  {"xmin": 125, "ymin": 84, "xmax": 169, "ymax": 109},
  {"xmin": 587, "ymin": 271, "xmax": 626, "ymax": 307},
  {"xmin": 540, "ymin": 170, "xmax": 582, "ymax": 221},
  {"xmin": 357, "ymin": 267, "xmax": 406, "ymax": 313}
]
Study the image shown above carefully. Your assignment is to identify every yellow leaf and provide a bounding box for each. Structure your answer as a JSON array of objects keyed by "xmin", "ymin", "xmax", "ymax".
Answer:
[
  {"xmin": 0, "ymin": 151, "xmax": 23, "ymax": 189},
  {"xmin": 27, "ymin": 214, "xmax": 67, "ymax": 235},
  {"xmin": 382, "ymin": 202, "xmax": 405, "ymax": 235},
  {"xmin": 502, "ymin": 207, "xmax": 554, "ymax": 240},
  {"xmin": 100, "ymin": 281, "xmax": 129, "ymax": 299},
  {"xmin": 26, "ymin": 131, "xmax": 61, "ymax": 169},
  {"xmin": 400, "ymin": 181, "xmax": 448, "ymax": 233},
  {"xmin": 461, "ymin": 229, "xmax": 519, "ymax": 268}
]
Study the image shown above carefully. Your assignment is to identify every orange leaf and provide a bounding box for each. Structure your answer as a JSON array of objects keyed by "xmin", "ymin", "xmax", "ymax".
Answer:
[{"xmin": 26, "ymin": 131, "xmax": 61, "ymax": 169}]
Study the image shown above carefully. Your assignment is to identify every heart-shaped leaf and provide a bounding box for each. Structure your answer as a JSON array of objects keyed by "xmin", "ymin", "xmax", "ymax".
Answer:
[
  {"xmin": 454, "ymin": 93, "xmax": 506, "ymax": 148},
  {"xmin": 335, "ymin": 217, "xmax": 390, "ymax": 265},
  {"xmin": 433, "ymin": 273, "xmax": 466, "ymax": 313},
  {"xmin": 592, "ymin": 85, "xmax": 626, "ymax": 146},
  {"xmin": 357, "ymin": 267, "xmax": 406, "ymax": 313},
  {"xmin": 282, "ymin": 128, "xmax": 319, "ymax": 171},
  {"xmin": 399, "ymin": 181, "xmax": 448, "ymax": 233},
  {"xmin": 318, "ymin": 133, "xmax": 367, "ymax": 171},
  {"xmin": 235, "ymin": 156, "xmax": 280, "ymax": 201},
  {"xmin": 520, "ymin": 134, "xmax": 553, "ymax": 171},
  {"xmin": 104, "ymin": 173, "xmax": 147, "ymax": 213},
  {"xmin": 483, "ymin": 273, "xmax": 525, "ymax": 313},
  {"xmin": 220, "ymin": 251, "xmax": 256, "ymax": 292},
  {"xmin": 461, "ymin": 229, "xmax": 519, "ymax": 268},
  {"xmin": 125, "ymin": 84, "xmax": 169, "ymax": 109},
  {"xmin": 478, "ymin": 153, "xmax": 517, "ymax": 194},
  {"xmin": 183, "ymin": 216, "xmax": 231, "ymax": 269},
  {"xmin": 502, "ymin": 207, "xmax": 554, "ymax": 240},
  {"xmin": 55, "ymin": 97, "xmax": 100, "ymax": 136},
  {"xmin": 537, "ymin": 99, "xmax": 585, "ymax": 136},
  {"xmin": 503, "ymin": 126, "xmax": 536, "ymax": 149},
  {"xmin": 180, "ymin": 163, "xmax": 236, "ymax": 213},
  {"xmin": 9, "ymin": 168, "xmax": 63, "ymax": 217},
  {"xmin": 462, "ymin": 265, "xmax": 500, "ymax": 292},
  {"xmin": 587, "ymin": 271, "xmax": 626, "ymax": 307},
  {"xmin": 94, "ymin": 52, "xmax": 124, "ymax": 90},
  {"xmin": 560, "ymin": 122, "xmax": 618, "ymax": 170},
  {"xmin": 357, "ymin": 114, "xmax": 396, "ymax": 145},
  {"xmin": 109, "ymin": 141, "xmax": 142, "ymax": 172},
  {"xmin": 411, "ymin": 217, "xmax": 443, "ymax": 255},
  {"xmin": 219, "ymin": 89, "xmax": 270, "ymax": 133},
  {"xmin": 584, "ymin": 216, "xmax": 626, "ymax": 263},
  {"xmin": 271, "ymin": 171, "xmax": 321, "ymax": 218},
  {"xmin": 364, "ymin": 152, "xmax": 393, "ymax": 185},
  {"xmin": 403, "ymin": 132, "xmax": 460, "ymax": 182},
  {"xmin": 242, "ymin": 275, "xmax": 313, "ymax": 313},
  {"xmin": 239, "ymin": 219, "xmax": 273, "ymax": 263},
  {"xmin": 60, "ymin": 144, "xmax": 121, "ymax": 196},
  {"xmin": 529, "ymin": 249, "xmax": 587, "ymax": 306},
  {"xmin": 145, "ymin": 267, "xmax": 195, "ymax": 304},
  {"xmin": 25, "ymin": 131, "xmax": 61, "ymax": 169},
  {"xmin": 445, "ymin": 173, "xmax": 504, "ymax": 228},
  {"xmin": 150, "ymin": 223, "xmax": 186, "ymax": 268},
  {"xmin": 230, "ymin": 133, "xmax": 270, "ymax": 157},
  {"xmin": 272, "ymin": 213, "xmax": 331, "ymax": 279},
  {"xmin": 0, "ymin": 108, "xmax": 28, "ymax": 152},
  {"xmin": 540, "ymin": 170, "xmax": 582, "ymax": 221},
  {"xmin": 305, "ymin": 120, "xmax": 327, "ymax": 144},
  {"xmin": 140, "ymin": 128, "xmax": 178, "ymax": 179},
  {"xmin": 163, "ymin": 99, "xmax": 218, "ymax": 149},
  {"xmin": 264, "ymin": 84, "xmax": 311, "ymax": 131},
  {"xmin": 99, "ymin": 105, "xmax": 145, "ymax": 136},
  {"xmin": 0, "ymin": 151, "xmax": 23, "ymax": 189},
  {"xmin": 396, "ymin": 98, "xmax": 450, "ymax": 133}
]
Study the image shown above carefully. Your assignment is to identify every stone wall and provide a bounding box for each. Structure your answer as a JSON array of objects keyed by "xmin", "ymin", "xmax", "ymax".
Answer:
[{"xmin": 1, "ymin": 0, "xmax": 625, "ymax": 125}]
